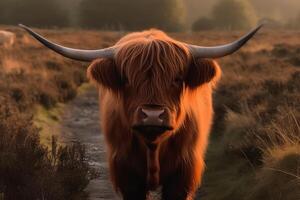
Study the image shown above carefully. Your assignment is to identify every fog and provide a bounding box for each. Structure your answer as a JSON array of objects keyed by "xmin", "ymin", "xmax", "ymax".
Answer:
[
  {"xmin": 187, "ymin": 0, "xmax": 300, "ymax": 25},
  {"xmin": 0, "ymin": 0, "xmax": 300, "ymax": 30}
]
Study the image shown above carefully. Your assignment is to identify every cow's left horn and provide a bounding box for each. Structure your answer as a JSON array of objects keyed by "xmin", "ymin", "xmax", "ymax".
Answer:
[
  {"xmin": 187, "ymin": 24, "xmax": 263, "ymax": 58},
  {"xmin": 19, "ymin": 24, "xmax": 115, "ymax": 62}
]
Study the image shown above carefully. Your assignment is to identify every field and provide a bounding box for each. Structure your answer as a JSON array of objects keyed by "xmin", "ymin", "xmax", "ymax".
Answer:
[{"xmin": 0, "ymin": 26, "xmax": 299, "ymax": 199}]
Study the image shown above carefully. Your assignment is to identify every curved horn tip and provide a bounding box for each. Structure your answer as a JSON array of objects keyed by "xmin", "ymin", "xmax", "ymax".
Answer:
[
  {"xmin": 17, "ymin": 24, "xmax": 115, "ymax": 62},
  {"xmin": 253, "ymin": 23, "xmax": 264, "ymax": 32},
  {"xmin": 188, "ymin": 24, "xmax": 264, "ymax": 59},
  {"xmin": 18, "ymin": 24, "xmax": 28, "ymax": 29},
  {"xmin": 18, "ymin": 24, "xmax": 33, "ymax": 32},
  {"xmin": 249, "ymin": 23, "xmax": 265, "ymax": 36}
]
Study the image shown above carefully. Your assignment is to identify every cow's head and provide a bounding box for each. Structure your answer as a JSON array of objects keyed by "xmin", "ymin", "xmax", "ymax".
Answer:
[
  {"xmin": 86, "ymin": 31, "xmax": 223, "ymax": 143},
  {"xmin": 19, "ymin": 24, "xmax": 262, "ymax": 144}
]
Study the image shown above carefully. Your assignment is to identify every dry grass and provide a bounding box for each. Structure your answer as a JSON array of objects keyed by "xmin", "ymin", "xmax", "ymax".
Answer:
[
  {"xmin": 0, "ymin": 26, "xmax": 111, "ymax": 199},
  {"xmin": 1, "ymin": 25, "xmax": 300, "ymax": 199},
  {"xmin": 193, "ymin": 31, "xmax": 300, "ymax": 199}
]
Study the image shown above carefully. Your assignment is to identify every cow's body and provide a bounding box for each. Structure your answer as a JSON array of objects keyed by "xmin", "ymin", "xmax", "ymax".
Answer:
[
  {"xmin": 0, "ymin": 31, "xmax": 15, "ymax": 48},
  {"xmin": 99, "ymin": 84, "xmax": 213, "ymax": 199},
  {"xmin": 90, "ymin": 30, "xmax": 221, "ymax": 200}
]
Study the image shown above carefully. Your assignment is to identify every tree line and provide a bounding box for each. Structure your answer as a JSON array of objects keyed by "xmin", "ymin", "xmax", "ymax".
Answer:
[
  {"xmin": 0, "ymin": 0, "xmax": 299, "ymax": 31},
  {"xmin": 192, "ymin": 0, "xmax": 300, "ymax": 31},
  {"xmin": 0, "ymin": 0, "xmax": 185, "ymax": 31}
]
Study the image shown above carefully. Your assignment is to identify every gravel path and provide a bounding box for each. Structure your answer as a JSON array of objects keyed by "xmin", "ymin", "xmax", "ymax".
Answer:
[{"xmin": 60, "ymin": 87, "xmax": 120, "ymax": 200}]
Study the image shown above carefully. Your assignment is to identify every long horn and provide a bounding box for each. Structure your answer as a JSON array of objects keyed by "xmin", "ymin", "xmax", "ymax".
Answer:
[
  {"xmin": 19, "ymin": 24, "xmax": 115, "ymax": 62},
  {"xmin": 187, "ymin": 24, "xmax": 263, "ymax": 58}
]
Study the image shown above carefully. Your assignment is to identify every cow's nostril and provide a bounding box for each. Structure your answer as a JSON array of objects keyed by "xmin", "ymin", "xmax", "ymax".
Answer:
[
  {"xmin": 141, "ymin": 109, "xmax": 164, "ymax": 123},
  {"xmin": 141, "ymin": 109, "xmax": 164, "ymax": 119}
]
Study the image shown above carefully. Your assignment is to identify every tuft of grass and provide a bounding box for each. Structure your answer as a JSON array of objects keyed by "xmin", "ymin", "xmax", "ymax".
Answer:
[
  {"xmin": 77, "ymin": 83, "xmax": 95, "ymax": 95},
  {"xmin": 33, "ymin": 83, "xmax": 95, "ymax": 146},
  {"xmin": 34, "ymin": 104, "xmax": 65, "ymax": 146},
  {"xmin": 247, "ymin": 145, "xmax": 300, "ymax": 200}
]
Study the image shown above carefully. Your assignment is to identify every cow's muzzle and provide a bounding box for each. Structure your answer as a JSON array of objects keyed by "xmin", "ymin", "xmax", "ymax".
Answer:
[{"xmin": 132, "ymin": 104, "xmax": 173, "ymax": 141}]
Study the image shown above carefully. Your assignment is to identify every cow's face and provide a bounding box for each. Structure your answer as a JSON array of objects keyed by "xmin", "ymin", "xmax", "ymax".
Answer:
[
  {"xmin": 88, "ymin": 39, "xmax": 220, "ymax": 143},
  {"xmin": 21, "ymin": 25, "xmax": 259, "ymax": 143},
  {"xmin": 21, "ymin": 26, "xmax": 260, "ymax": 140}
]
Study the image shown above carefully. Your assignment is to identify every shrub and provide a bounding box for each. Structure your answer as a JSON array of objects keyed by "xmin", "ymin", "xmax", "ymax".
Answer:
[
  {"xmin": 192, "ymin": 17, "xmax": 215, "ymax": 31},
  {"xmin": 286, "ymin": 12, "xmax": 300, "ymax": 29},
  {"xmin": 46, "ymin": 61, "xmax": 61, "ymax": 71},
  {"xmin": 0, "ymin": 99, "xmax": 91, "ymax": 199},
  {"xmin": 54, "ymin": 74, "xmax": 77, "ymax": 102},
  {"xmin": 79, "ymin": 0, "xmax": 186, "ymax": 31},
  {"xmin": 0, "ymin": 28, "xmax": 91, "ymax": 199},
  {"xmin": 38, "ymin": 92, "xmax": 57, "ymax": 109},
  {"xmin": 0, "ymin": 0, "xmax": 69, "ymax": 27},
  {"xmin": 247, "ymin": 145, "xmax": 300, "ymax": 200},
  {"xmin": 288, "ymin": 56, "xmax": 300, "ymax": 67},
  {"xmin": 271, "ymin": 44, "xmax": 300, "ymax": 67},
  {"xmin": 212, "ymin": 0, "xmax": 258, "ymax": 30},
  {"xmin": 271, "ymin": 44, "xmax": 291, "ymax": 57},
  {"xmin": 258, "ymin": 18, "xmax": 283, "ymax": 29}
]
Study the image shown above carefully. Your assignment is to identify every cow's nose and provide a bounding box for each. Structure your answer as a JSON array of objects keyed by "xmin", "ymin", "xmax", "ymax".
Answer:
[
  {"xmin": 141, "ymin": 108, "xmax": 164, "ymax": 126},
  {"xmin": 132, "ymin": 104, "xmax": 173, "ymax": 137}
]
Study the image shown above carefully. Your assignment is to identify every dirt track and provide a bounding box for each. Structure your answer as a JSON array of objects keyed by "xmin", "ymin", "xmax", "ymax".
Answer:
[{"xmin": 60, "ymin": 86, "xmax": 120, "ymax": 200}]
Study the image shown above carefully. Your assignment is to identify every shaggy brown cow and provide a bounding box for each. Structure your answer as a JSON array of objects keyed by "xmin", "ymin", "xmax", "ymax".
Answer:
[
  {"xmin": 0, "ymin": 30, "xmax": 15, "ymax": 48},
  {"xmin": 20, "ymin": 24, "xmax": 262, "ymax": 200}
]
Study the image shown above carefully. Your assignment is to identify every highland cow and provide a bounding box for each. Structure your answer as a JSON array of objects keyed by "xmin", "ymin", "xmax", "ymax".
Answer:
[
  {"xmin": 20, "ymin": 24, "xmax": 262, "ymax": 200},
  {"xmin": 0, "ymin": 30, "xmax": 15, "ymax": 48}
]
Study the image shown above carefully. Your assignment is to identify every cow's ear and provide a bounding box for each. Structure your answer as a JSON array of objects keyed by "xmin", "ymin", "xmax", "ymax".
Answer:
[
  {"xmin": 185, "ymin": 58, "xmax": 221, "ymax": 89},
  {"xmin": 87, "ymin": 58, "xmax": 122, "ymax": 91}
]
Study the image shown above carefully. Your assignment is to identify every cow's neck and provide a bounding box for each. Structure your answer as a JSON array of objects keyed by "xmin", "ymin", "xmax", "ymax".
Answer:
[{"xmin": 146, "ymin": 142, "xmax": 160, "ymax": 191}]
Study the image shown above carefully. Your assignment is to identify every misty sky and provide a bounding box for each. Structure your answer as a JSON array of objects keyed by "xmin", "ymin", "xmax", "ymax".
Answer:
[
  {"xmin": 2, "ymin": 0, "xmax": 298, "ymax": 29},
  {"xmin": 187, "ymin": 0, "xmax": 300, "ymax": 25},
  {"xmin": 66, "ymin": 0, "xmax": 300, "ymax": 26},
  {"xmin": 54, "ymin": 0, "xmax": 300, "ymax": 27}
]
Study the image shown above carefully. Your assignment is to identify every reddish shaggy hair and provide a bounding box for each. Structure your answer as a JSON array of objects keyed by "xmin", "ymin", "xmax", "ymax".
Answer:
[
  {"xmin": 87, "ymin": 29, "xmax": 221, "ymax": 200},
  {"xmin": 116, "ymin": 30, "xmax": 190, "ymax": 87}
]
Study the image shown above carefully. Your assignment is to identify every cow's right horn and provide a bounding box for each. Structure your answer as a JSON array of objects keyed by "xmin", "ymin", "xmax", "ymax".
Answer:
[
  {"xmin": 19, "ymin": 24, "xmax": 115, "ymax": 62},
  {"xmin": 187, "ymin": 24, "xmax": 263, "ymax": 58}
]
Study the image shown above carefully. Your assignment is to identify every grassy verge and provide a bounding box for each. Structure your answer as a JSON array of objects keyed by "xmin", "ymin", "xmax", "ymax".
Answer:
[
  {"xmin": 33, "ymin": 83, "xmax": 93, "ymax": 146},
  {"xmin": 200, "ymin": 42, "xmax": 300, "ymax": 200},
  {"xmin": 34, "ymin": 103, "xmax": 65, "ymax": 145},
  {"xmin": 0, "ymin": 27, "xmax": 98, "ymax": 200}
]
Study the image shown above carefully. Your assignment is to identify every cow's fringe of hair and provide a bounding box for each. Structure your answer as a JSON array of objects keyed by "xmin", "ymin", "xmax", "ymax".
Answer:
[{"xmin": 115, "ymin": 29, "xmax": 191, "ymax": 91}]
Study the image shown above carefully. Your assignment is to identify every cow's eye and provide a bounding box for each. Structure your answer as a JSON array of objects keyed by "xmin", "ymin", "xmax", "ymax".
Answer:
[
  {"xmin": 173, "ymin": 77, "xmax": 183, "ymax": 87},
  {"xmin": 123, "ymin": 77, "xmax": 129, "ymax": 86}
]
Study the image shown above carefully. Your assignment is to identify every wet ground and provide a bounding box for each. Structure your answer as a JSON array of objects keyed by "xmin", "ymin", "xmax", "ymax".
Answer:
[{"xmin": 60, "ymin": 87, "xmax": 120, "ymax": 200}]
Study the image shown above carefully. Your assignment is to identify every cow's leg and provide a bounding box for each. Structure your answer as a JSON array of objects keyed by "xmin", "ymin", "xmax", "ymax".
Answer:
[
  {"xmin": 110, "ymin": 158, "xmax": 148, "ymax": 200},
  {"xmin": 161, "ymin": 173, "xmax": 195, "ymax": 200},
  {"xmin": 119, "ymin": 176, "xmax": 147, "ymax": 200},
  {"xmin": 161, "ymin": 159, "xmax": 204, "ymax": 200}
]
